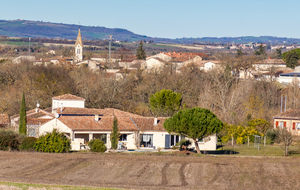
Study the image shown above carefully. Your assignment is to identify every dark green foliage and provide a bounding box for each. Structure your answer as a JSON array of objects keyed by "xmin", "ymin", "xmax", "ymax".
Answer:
[
  {"xmin": 111, "ymin": 116, "xmax": 119, "ymax": 149},
  {"xmin": 236, "ymin": 49, "xmax": 244, "ymax": 58},
  {"xmin": 0, "ymin": 130, "xmax": 20, "ymax": 151},
  {"xmin": 276, "ymin": 48, "xmax": 282, "ymax": 59},
  {"xmin": 88, "ymin": 139, "xmax": 106, "ymax": 152},
  {"xmin": 19, "ymin": 137, "xmax": 37, "ymax": 151},
  {"xmin": 164, "ymin": 108, "xmax": 223, "ymax": 153},
  {"xmin": 136, "ymin": 40, "xmax": 146, "ymax": 60},
  {"xmin": 266, "ymin": 129, "xmax": 278, "ymax": 144},
  {"xmin": 150, "ymin": 89, "xmax": 182, "ymax": 117},
  {"xmin": 177, "ymin": 139, "xmax": 191, "ymax": 150},
  {"xmin": 34, "ymin": 129, "xmax": 70, "ymax": 153},
  {"xmin": 254, "ymin": 44, "xmax": 266, "ymax": 56},
  {"xmin": 282, "ymin": 49, "xmax": 300, "ymax": 69},
  {"xmin": 19, "ymin": 93, "xmax": 27, "ymax": 135}
]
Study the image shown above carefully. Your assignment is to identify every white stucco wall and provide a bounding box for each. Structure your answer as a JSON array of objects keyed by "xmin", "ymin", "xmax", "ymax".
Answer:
[
  {"xmin": 277, "ymin": 76, "xmax": 300, "ymax": 84},
  {"xmin": 52, "ymin": 99, "xmax": 85, "ymax": 113},
  {"xmin": 140, "ymin": 131, "xmax": 170, "ymax": 149},
  {"xmin": 189, "ymin": 134, "xmax": 217, "ymax": 151},
  {"xmin": 39, "ymin": 119, "xmax": 72, "ymax": 136}
]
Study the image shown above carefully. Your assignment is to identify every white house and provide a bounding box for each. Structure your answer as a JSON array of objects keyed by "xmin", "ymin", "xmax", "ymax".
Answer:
[
  {"xmin": 51, "ymin": 94, "xmax": 85, "ymax": 114},
  {"xmin": 37, "ymin": 94, "xmax": 218, "ymax": 151}
]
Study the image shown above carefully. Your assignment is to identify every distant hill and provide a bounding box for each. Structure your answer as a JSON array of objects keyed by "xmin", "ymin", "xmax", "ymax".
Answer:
[{"xmin": 1, "ymin": 19, "xmax": 300, "ymax": 44}]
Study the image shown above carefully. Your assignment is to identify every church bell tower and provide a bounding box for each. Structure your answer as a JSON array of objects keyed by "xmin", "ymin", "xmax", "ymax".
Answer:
[{"xmin": 74, "ymin": 28, "xmax": 83, "ymax": 62}]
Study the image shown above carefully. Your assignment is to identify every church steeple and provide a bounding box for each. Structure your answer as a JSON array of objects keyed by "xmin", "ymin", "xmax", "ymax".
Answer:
[{"xmin": 74, "ymin": 28, "xmax": 83, "ymax": 62}]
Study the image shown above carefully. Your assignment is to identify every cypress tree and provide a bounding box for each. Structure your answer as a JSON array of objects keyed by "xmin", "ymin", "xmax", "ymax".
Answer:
[
  {"xmin": 111, "ymin": 116, "xmax": 119, "ymax": 149},
  {"xmin": 19, "ymin": 93, "xmax": 27, "ymax": 135},
  {"xmin": 136, "ymin": 40, "xmax": 146, "ymax": 60}
]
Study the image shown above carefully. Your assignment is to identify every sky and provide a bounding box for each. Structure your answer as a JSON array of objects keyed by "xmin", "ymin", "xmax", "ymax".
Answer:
[{"xmin": 1, "ymin": 0, "xmax": 300, "ymax": 39}]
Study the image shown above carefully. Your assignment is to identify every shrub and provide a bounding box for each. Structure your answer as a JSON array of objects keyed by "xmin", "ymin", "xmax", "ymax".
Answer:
[
  {"xmin": 266, "ymin": 129, "xmax": 278, "ymax": 144},
  {"xmin": 20, "ymin": 137, "xmax": 37, "ymax": 151},
  {"xmin": 177, "ymin": 139, "xmax": 191, "ymax": 151},
  {"xmin": 0, "ymin": 129, "xmax": 20, "ymax": 151},
  {"xmin": 88, "ymin": 139, "xmax": 106, "ymax": 152},
  {"xmin": 34, "ymin": 129, "xmax": 70, "ymax": 153}
]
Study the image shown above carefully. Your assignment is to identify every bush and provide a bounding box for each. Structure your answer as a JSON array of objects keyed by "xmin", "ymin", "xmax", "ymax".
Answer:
[
  {"xmin": 88, "ymin": 139, "xmax": 106, "ymax": 152},
  {"xmin": 34, "ymin": 129, "xmax": 70, "ymax": 153},
  {"xmin": 266, "ymin": 129, "xmax": 278, "ymax": 144},
  {"xmin": 177, "ymin": 139, "xmax": 191, "ymax": 151},
  {"xmin": 0, "ymin": 129, "xmax": 20, "ymax": 151},
  {"xmin": 20, "ymin": 137, "xmax": 37, "ymax": 151}
]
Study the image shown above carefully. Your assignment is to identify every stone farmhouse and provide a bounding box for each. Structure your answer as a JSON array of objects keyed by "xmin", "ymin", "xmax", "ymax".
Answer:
[{"xmin": 11, "ymin": 94, "xmax": 217, "ymax": 151}]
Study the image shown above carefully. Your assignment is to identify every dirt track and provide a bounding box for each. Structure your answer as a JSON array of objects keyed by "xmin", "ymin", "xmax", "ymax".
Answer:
[{"xmin": 0, "ymin": 151, "xmax": 299, "ymax": 190}]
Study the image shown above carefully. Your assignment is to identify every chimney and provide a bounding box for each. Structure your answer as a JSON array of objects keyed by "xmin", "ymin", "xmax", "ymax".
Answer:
[
  {"xmin": 154, "ymin": 117, "xmax": 158, "ymax": 126},
  {"xmin": 35, "ymin": 101, "xmax": 40, "ymax": 113},
  {"xmin": 95, "ymin": 114, "xmax": 99, "ymax": 121}
]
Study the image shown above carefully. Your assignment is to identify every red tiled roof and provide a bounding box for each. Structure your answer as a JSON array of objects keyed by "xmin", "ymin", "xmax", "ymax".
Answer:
[
  {"xmin": 52, "ymin": 94, "xmax": 85, "ymax": 100},
  {"xmin": 11, "ymin": 108, "xmax": 54, "ymax": 120},
  {"xmin": 274, "ymin": 109, "xmax": 300, "ymax": 119},
  {"xmin": 55, "ymin": 108, "xmax": 167, "ymax": 131},
  {"xmin": 59, "ymin": 116, "xmax": 138, "ymax": 131},
  {"xmin": 27, "ymin": 118, "xmax": 52, "ymax": 125},
  {"xmin": 0, "ymin": 114, "xmax": 9, "ymax": 124}
]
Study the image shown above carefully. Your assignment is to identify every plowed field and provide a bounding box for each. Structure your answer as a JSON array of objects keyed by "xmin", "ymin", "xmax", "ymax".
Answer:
[{"xmin": 0, "ymin": 151, "xmax": 299, "ymax": 190}]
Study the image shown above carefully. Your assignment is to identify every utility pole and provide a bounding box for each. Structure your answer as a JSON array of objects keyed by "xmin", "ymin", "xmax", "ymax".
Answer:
[
  {"xmin": 109, "ymin": 35, "xmax": 112, "ymax": 69},
  {"xmin": 29, "ymin": 37, "xmax": 31, "ymax": 56}
]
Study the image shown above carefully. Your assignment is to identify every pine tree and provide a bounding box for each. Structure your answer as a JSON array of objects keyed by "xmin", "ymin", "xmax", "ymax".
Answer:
[
  {"xmin": 19, "ymin": 93, "xmax": 27, "ymax": 135},
  {"xmin": 136, "ymin": 40, "xmax": 146, "ymax": 60},
  {"xmin": 111, "ymin": 116, "xmax": 119, "ymax": 149}
]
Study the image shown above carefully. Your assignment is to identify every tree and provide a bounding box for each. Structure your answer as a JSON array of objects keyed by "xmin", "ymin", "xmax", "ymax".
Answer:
[
  {"xmin": 248, "ymin": 119, "xmax": 271, "ymax": 146},
  {"xmin": 236, "ymin": 49, "xmax": 244, "ymax": 58},
  {"xmin": 19, "ymin": 93, "xmax": 27, "ymax": 135},
  {"xmin": 164, "ymin": 108, "xmax": 223, "ymax": 154},
  {"xmin": 284, "ymin": 50, "xmax": 299, "ymax": 69},
  {"xmin": 136, "ymin": 40, "xmax": 146, "ymax": 60},
  {"xmin": 110, "ymin": 116, "xmax": 119, "ymax": 149},
  {"xmin": 149, "ymin": 89, "xmax": 182, "ymax": 117},
  {"xmin": 254, "ymin": 44, "xmax": 266, "ymax": 56},
  {"xmin": 276, "ymin": 48, "xmax": 282, "ymax": 59},
  {"xmin": 276, "ymin": 128, "xmax": 293, "ymax": 156}
]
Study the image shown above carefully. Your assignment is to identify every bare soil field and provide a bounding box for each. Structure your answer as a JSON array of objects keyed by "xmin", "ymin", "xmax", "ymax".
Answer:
[{"xmin": 0, "ymin": 151, "xmax": 299, "ymax": 190}]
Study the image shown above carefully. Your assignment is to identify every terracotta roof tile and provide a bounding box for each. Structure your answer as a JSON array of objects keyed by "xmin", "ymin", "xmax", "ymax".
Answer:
[
  {"xmin": 55, "ymin": 108, "xmax": 167, "ymax": 131},
  {"xmin": 52, "ymin": 94, "xmax": 85, "ymax": 100},
  {"xmin": 274, "ymin": 109, "xmax": 300, "ymax": 119}
]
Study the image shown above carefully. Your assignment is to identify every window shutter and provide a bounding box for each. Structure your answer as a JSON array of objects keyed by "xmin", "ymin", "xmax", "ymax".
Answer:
[
  {"xmin": 284, "ymin": 122, "xmax": 287, "ymax": 128},
  {"xmin": 293, "ymin": 122, "xmax": 296, "ymax": 130},
  {"xmin": 275, "ymin": 121, "xmax": 278, "ymax": 127}
]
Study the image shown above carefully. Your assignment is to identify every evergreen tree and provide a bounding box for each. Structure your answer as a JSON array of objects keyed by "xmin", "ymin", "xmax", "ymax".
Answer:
[
  {"xmin": 254, "ymin": 44, "xmax": 266, "ymax": 56},
  {"xmin": 236, "ymin": 49, "xmax": 244, "ymax": 58},
  {"xmin": 111, "ymin": 116, "xmax": 119, "ymax": 149},
  {"xmin": 19, "ymin": 93, "xmax": 27, "ymax": 135},
  {"xmin": 136, "ymin": 40, "xmax": 146, "ymax": 60},
  {"xmin": 276, "ymin": 48, "xmax": 282, "ymax": 59}
]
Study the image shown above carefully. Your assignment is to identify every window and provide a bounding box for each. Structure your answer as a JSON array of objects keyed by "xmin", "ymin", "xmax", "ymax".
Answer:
[
  {"xmin": 28, "ymin": 128, "xmax": 37, "ymax": 137},
  {"xmin": 170, "ymin": 135, "xmax": 180, "ymax": 146},
  {"xmin": 297, "ymin": 123, "xmax": 300, "ymax": 130},
  {"xmin": 279, "ymin": 121, "xmax": 284, "ymax": 129},
  {"xmin": 140, "ymin": 134, "xmax": 153, "ymax": 148},
  {"xmin": 93, "ymin": 134, "xmax": 107, "ymax": 144},
  {"xmin": 119, "ymin": 134, "xmax": 127, "ymax": 141}
]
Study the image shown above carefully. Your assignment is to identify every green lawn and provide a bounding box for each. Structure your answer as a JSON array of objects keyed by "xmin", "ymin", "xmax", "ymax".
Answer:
[
  {"xmin": 0, "ymin": 181, "xmax": 121, "ymax": 190},
  {"xmin": 218, "ymin": 143, "xmax": 300, "ymax": 157}
]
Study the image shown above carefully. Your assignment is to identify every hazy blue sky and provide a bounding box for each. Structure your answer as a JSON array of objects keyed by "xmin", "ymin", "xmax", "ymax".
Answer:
[{"xmin": 1, "ymin": 0, "xmax": 299, "ymax": 38}]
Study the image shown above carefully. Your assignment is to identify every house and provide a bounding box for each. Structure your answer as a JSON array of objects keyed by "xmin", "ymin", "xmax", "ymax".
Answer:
[
  {"xmin": 253, "ymin": 58, "xmax": 286, "ymax": 71},
  {"xmin": 141, "ymin": 57, "xmax": 167, "ymax": 73},
  {"xmin": 10, "ymin": 107, "xmax": 54, "ymax": 137},
  {"xmin": 198, "ymin": 60, "xmax": 220, "ymax": 71},
  {"xmin": 12, "ymin": 56, "xmax": 36, "ymax": 64},
  {"xmin": 37, "ymin": 94, "xmax": 218, "ymax": 151},
  {"xmin": 273, "ymin": 109, "xmax": 300, "ymax": 136}
]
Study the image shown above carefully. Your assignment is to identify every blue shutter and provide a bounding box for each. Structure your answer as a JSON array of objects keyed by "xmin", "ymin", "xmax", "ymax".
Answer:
[{"xmin": 165, "ymin": 134, "xmax": 170, "ymax": 148}]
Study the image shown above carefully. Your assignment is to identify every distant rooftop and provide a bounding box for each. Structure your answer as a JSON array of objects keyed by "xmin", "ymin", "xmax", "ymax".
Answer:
[{"xmin": 52, "ymin": 94, "xmax": 85, "ymax": 101}]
